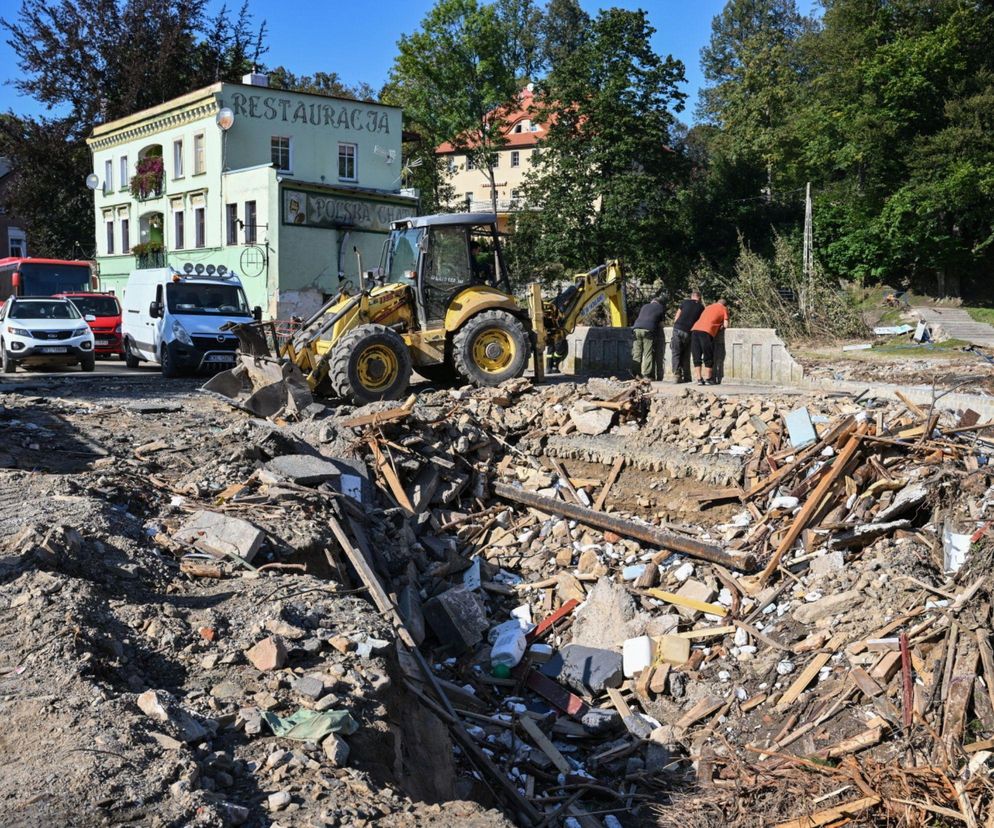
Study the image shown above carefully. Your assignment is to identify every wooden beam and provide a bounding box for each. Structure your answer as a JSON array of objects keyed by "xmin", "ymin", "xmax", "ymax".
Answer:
[
  {"xmin": 519, "ymin": 715, "xmax": 571, "ymax": 775},
  {"xmin": 593, "ymin": 457, "xmax": 624, "ymax": 511},
  {"xmin": 340, "ymin": 394, "xmax": 415, "ymax": 428},
  {"xmin": 748, "ymin": 426, "xmax": 866, "ymax": 593},
  {"xmin": 774, "ymin": 796, "xmax": 880, "ymax": 828},
  {"xmin": 367, "ymin": 437, "xmax": 415, "ymax": 515},
  {"xmin": 776, "ymin": 635, "xmax": 844, "ymax": 710},
  {"xmin": 646, "ymin": 588, "xmax": 727, "ymax": 618}
]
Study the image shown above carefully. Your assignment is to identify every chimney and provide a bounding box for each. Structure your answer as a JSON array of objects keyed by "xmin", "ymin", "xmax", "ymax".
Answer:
[{"xmin": 242, "ymin": 71, "xmax": 269, "ymax": 87}]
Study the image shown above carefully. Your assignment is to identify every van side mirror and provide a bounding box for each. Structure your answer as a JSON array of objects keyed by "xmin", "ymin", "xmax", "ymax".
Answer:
[
  {"xmin": 253, "ymin": 306, "xmax": 262, "ymax": 322},
  {"xmin": 149, "ymin": 301, "xmax": 161, "ymax": 319}
]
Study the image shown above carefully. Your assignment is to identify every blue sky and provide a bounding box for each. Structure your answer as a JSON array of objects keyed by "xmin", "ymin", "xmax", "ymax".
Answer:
[{"xmin": 0, "ymin": 0, "xmax": 820, "ymax": 122}]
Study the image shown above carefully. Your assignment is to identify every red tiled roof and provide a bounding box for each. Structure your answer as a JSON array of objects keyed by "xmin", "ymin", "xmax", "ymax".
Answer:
[{"xmin": 436, "ymin": 87, "xmax": 548, "ymax": 154}]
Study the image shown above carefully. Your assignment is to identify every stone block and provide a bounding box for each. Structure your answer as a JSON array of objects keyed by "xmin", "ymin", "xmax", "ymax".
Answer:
[
  {"xmin": 246, "ymin": 635, "xmax": 288, "ymax": 671},
  {"xmin": 423, "ymin": 586, "xmax": 489, "ymax": 655},
  {"xmin": 322, "ymin": 733, "xmax": 350, "ymax": 767},
  {"xmin": 173, "ymin": 510, "xmax": 264, "ymax": 563},
  {"xmin": 541, "ymin": 644, "xmax": 624, "ymax": 696},
  {"xmin": 569, "ymin": 403, "xmax": 614, "ymax": 436},
  {"xmin": 263, "ymin": 454, "xmax": 341, "ymax": 485}
]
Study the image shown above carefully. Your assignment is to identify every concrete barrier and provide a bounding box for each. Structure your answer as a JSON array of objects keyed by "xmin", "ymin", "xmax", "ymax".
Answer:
[{"xmin": 562, "ymin": 326, "xmax": 805, "ymax": 385}]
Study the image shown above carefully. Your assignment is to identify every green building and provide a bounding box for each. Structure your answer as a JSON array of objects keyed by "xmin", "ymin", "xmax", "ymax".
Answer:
[{"xmin": 87, "ymin": 74, "xmax": 417, "ymax": 318}]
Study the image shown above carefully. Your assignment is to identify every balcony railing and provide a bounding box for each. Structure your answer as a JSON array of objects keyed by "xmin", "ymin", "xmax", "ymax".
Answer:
[
  {"xmin": 463, "ymin": 198, "xmax": 535, "ymax": 213},
  {"xmin": 135, "ymin": 249, "xmax": 165, "ymax": 268}
]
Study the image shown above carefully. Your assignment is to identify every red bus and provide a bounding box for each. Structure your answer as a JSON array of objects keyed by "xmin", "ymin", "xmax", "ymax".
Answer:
[{"xmin": 0, "ymin": 257, "xmax": 97, "ymax": 302}]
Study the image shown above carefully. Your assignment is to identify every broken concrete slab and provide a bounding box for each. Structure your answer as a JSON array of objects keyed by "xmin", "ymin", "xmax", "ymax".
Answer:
[
  {"xmin": 263, "ymin": 453, "xmax": 341, "ymax": 485},
  {"xmin": 322, "ymin": 733, "xmax": 350, "ymax": 767},
  {"xmin": 173, "ymin": 510, "xmax": 264, "ymax": 563},
  {"xmin": 136, "ymin": 689, "xmax": 208, "ymax": 743},
  {"xmin": 569, "ymin": 403, "xmax": 615, "ymax": 436},
  {"xmin": 542, "ymin": 644, "xmax": 624, "ymax": 696},
  {"xmin": 793, "ymin": 590, "xmax": 863, "ymax": 624},
  {"xmin": 572, "ymin": 577, "xmax": 650, "ymax": 650}
]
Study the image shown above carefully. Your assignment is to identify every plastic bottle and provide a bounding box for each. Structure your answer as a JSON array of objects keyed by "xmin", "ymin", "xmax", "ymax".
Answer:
[{"xmin": 490, "ymin": 625, "xmax": 527, "ymax": 669}]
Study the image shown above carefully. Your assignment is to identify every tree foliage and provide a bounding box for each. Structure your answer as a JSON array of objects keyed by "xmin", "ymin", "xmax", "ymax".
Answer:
[
  {"xmin": 514, "ymin": 8, "xmax": 686, "ymax": 285},
  {"xmin": 0, "ymin": 0, "xmax": 265, "ymax": 257},
  {"xmin": 266, "ymin": 67, "xmax": 377, "ymax": 102}
]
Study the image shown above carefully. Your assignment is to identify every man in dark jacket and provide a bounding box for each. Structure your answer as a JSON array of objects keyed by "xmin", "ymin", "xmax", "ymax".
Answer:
[
  {"xmin": 670, "ymin": 290, "xmax": 704, "ymax": 383},
  {"xmin": 631, "ymin": 296, "xmax": 666, "ymax": 380}
]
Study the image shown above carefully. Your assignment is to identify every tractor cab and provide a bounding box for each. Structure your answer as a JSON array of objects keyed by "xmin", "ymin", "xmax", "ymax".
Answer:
[{"xmin": 378, "ymin": 213, "xmax": 512, "ymax": 329}]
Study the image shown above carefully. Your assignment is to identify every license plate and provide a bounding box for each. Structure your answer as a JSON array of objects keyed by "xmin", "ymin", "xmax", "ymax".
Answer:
[
  {"xmin": 95, "ymin": 339, "xmax": 109, "ymax": 346},
  {"xmin": 40, "ymin": 347, "xmax": 67, "ymax": 354},
  {"xmin": 205, "ymin": 354, "xmax": 234, "ymax": 363}
]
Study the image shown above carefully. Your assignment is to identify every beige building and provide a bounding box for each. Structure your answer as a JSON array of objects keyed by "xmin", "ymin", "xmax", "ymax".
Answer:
[{"xmin": 436, "ymin": 87, "xmax": 543, "ymax": 232}]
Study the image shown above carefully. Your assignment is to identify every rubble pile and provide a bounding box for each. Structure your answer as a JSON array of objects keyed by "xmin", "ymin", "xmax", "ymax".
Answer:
[{"xmin": 2, "ymin": 373, "xmax": 994, "ymax": 826}]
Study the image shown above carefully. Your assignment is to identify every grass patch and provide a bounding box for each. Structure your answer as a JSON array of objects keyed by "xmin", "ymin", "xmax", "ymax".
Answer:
[{"xmin": 966, "ymin": 306, "xmax": 994, "ymax": 326}]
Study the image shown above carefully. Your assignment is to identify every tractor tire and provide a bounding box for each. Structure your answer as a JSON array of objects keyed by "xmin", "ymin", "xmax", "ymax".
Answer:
[
  {"xmin": 452, "ymin": 310, "xmax": 529, "ymax": 387},
  {"xmin": 124, "ymin": 339, "xmax": 141, "ymax": 369},
  {"xmin": 329, "ymin": 323, "xmax": 412, "ymax": 405}
]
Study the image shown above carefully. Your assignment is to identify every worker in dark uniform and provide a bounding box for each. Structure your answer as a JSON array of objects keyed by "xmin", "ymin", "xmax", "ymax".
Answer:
[
  {"xmin": 670, "ymin": 290, "xmax": 704, "ymax": 383},
  {"xmin": 469, "ymin": 241, "xmax": 490, "ymax": 283},
  {"xmin": 631, "ymin": 295, "xmax": 666, "ymax": 380}
]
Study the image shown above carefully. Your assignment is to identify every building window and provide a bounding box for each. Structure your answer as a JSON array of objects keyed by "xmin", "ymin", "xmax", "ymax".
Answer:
[
  {"xmin": 8, "ymin": 230, "xmax": 25, "ymax": 258},
  {"xmin": 466, "ymin": 156, "xmax": 475, "ymax": 170},
  {"xmin": 193, "ymin": 133, "xmax": 205, "ymax": 175},
  {"xmin": 513, "ymin": 123, "xmax": 523, "ymax": 134},
  {"xmin": 510, "ymin": 150, "xmax": 520, "ymax": 168},
  {"xmin": 121, "ymin": 218, "xmax": 130, "ymax": 253},
  {"xmin": 244, "ymin": 201, "xmax": 257, "ymax": 244},
  {"xmin": 226, "ymin": 204, "xmax": 238, "ymax": 246},
  {"xmin": 104, "ymin": 160, "xmax": 113, "ymax": 194},
  {"xmin": 120, "ymin": 156, "xmax": 128, "ymax": 189},
  {"xmin": 338, "ymin": 143, "xmax": 357, "ymax": 181},
  {"xmin": 194, "ymin": 207, "xmax": 205, "ymax": 248},
  {"xmin": 173, "ymin": 210, "xmax": 185, "ymax": 249},
  {"xmin": 511, "ymin": 189, "xmax": 520, "ymax": 203},
  {"xmin": 106, "ymin": 219, "xmax": 114, "ymax": 254},
  {"xmin": 173, "ymin": 140, "xmax": 184, "ymax": 178},
  {"xmin": 447, "ymin": 158, "xmax": 456, "ymax": 174},
  {"xmin": 492, "ymin": 154, "xmax": 500, "ymax": 168},
  {"xmin": 464, "ymin": 192, "xmax": 473, "ymax": 209},
  {"xmin": 271, "ymin": 136, "xmax": 292, "ymax": 172}
]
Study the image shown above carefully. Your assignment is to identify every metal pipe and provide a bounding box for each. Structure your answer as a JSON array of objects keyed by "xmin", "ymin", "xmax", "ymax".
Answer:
[{"xmin": 493, "ymin": 482, "xmax": 756, "ymax": 571}]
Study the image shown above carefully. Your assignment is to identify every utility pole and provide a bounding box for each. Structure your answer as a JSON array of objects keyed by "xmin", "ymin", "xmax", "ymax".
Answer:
[{"xmin": 802, "ymin": 181, "xmax": 813, "ymax": 316}]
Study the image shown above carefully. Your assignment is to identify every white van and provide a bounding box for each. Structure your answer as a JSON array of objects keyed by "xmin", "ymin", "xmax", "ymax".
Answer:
[{"xmin": 121, "ymin": 266, "xmax": 261, "ymax": 377}]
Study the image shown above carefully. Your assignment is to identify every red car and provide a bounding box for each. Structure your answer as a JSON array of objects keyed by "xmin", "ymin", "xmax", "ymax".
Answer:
[{"xmin": 55, "ymin": 292, "xmax": 123, "ymax": 358}]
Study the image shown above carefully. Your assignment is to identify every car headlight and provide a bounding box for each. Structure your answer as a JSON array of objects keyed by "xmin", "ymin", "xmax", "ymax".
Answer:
[
  {"xmin": 171, "ymin": 320, "xmax": 194, "ymax": 346},
  {"xmin": 115, "ymin": 324, "xmax": 122, "ymax": 334},
  {"xmin": 72, "ymin": 327, "xmax": 90, "ymax": 337},
  {"xmin": 6, "ymin": 325, "xmax": 29, "ymax": 337}
]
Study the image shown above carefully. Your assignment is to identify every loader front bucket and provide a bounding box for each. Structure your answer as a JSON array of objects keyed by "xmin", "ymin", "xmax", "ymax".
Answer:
[{"xmin": 202, "ymin": 354, "xmax": 313, "ymax": 419}]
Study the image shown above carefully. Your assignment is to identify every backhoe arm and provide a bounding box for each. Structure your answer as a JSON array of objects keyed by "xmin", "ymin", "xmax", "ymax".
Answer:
[{"xmin": 542, "ymin": 259, "xmax": 628, "ymax": 349}]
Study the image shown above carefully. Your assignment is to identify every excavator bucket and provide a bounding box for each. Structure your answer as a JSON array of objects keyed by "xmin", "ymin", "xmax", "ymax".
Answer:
[{"xmin": 201, "ymin": 321, "xmax": 314, "ymax": 419}]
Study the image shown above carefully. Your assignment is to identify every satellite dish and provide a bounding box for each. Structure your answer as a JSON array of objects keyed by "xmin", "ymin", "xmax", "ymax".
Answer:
[
  {"xmin": 85, "ymin": 173, "xmax": 100, "ymax": 190},
  {"xmin": 239, "ymin": 245, "xmax": 266, "ymax": 278},
  {"xmin": 216, "ymin": 107, "xmax": 235, "ymax": 131}
]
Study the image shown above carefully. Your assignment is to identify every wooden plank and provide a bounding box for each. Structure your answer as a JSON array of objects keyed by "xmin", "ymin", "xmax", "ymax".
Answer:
[
  {"xmin": 975, "ymin": 630, "xmax": 994, "ymax": 728},
  {"xmin": 776, "ymin": 635, "xmax": 844, "ymax": 710},
  {"xmin": 748, "ymin": 427, "xmax": 865, "ymax": 592},
  {"xmin": 646, "ymin": 588, "xmax": 728, "ymax": 618},
  {"xmin": 328, "ymin": 514, "xmax": 415, "ymax": 649},
  {"xmin": 774, "ymin": 796, "xmax": 881, "ymax": 828},
  {"xmin": 367, "ymin": 437, "xmax": 415, "ymax": 515},
  {"xmin": 550, "ymin": 457, "xmax": 584, "ymax": 506},
  {"xmin": 519, "ymin": 715, "xmax": 571, "ymax": 775},
  {"xmin": 593, "ymin": 457, "xmax": 624, "ymax": 511},
  {"xmin": 817, "ymin": 726, "xmax": 883, "ymax": 759},
  {"xmin": 526, "ymin": 599, "xmax": 579, "ymax": 644},
  {"xmin": 340, "ymin": 394, "xmax": 415, "ymax": 428},
  {"xmin": 942, "ymin": 638, "xmax": 979, "ymax": 760},
  {"xmin": 677, "ymin": 625, "xmax": 735, "ymax": 640},
  {"xmin": 895, "ymin": 390, "xmax": 927, "ymax": 420},
  {"xmin": 675, "ymin": 696, "xmax": 723, "ymax": 730},
  {"xmin": 965, "ymin": 738, "xmax": 994, "ymax": 753}
]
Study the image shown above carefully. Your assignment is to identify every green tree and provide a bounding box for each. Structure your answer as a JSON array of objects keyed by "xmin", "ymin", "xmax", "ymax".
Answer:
[
  {"xmin": 519, "ymin": 8, "xmax": 687, "ymax": 285},
  {"xmin": 389, "ymin": 0, "xmax": 539, "ymax": 215},
  {"xmin": 267, "ymin": 67, "xmax": 377, "ymax": 102},
  {"xmin": 0, "ymin": 0, "xmax": 265, "ymax": 257}
]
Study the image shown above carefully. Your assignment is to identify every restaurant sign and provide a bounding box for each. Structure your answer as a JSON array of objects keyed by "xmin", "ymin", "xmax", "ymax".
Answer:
[{"xmin": 283, "ymin": 190, "xmax": 416, "ymax": 233}]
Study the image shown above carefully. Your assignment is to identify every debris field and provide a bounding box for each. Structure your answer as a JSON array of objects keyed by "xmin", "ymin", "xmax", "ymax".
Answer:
[{"xmin": 1, "ymin": 372, "xmax": 994, "ymax": 828}]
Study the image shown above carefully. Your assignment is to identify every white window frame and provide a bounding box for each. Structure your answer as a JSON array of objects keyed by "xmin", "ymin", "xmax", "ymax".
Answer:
[
  {"xmin": 192, "ymin": 133, "xmax": 206, "ymax": 175},
  {"xmin": 244, "ymin": 200, "xmax": 257, "ymax": 244},
  {"xmin": 7, "ymin": 228, "xmax": 26, "ymax": 258},
  {"xmin": 226, "ymin": 203, "xmax": 238, "ymax": 246},
  {"xmin": 105, "ymin": 218, "xmax": 115, "ymax": 254},
  {"xmin": 271, "ymin": 136, "xmax": 292, "ymax": 173},
  {"xmin": 466, "ymin": 155, "xmax": 475, "ymax": 170},
  {"xmin": 119, "ymin": 156, "xmax": 129, "ymax": 190},
  {"xmin": 510, "ymin": 150, "xmax": 520, "ymax": 168},
  {"xmin": 173, "ymin": 139, "xmax": 184, "ymax": 179},
  {"xmin": 104, "ymin": 159, "xmax": 113, "ymax": 194},
  {"xmin": 338, "ymin": 143, "xmax": 357, "ymax": 182}
]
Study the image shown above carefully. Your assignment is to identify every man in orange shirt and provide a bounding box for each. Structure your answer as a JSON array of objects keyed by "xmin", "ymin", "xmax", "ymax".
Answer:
[{"xmin": 690, "ymin": 298, "xmax": 729, "ymax": 385}]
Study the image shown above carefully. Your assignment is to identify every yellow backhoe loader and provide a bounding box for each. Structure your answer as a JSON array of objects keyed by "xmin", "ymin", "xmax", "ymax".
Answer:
[{"xmin": 203, "ymin": 212, "xmax": 627, "ymax": 417}]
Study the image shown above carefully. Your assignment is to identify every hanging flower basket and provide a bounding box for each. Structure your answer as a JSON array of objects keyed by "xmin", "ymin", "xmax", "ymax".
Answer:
[{"xmin": 130, "ymin": 156, "xmax": 164, "ymax": 199}]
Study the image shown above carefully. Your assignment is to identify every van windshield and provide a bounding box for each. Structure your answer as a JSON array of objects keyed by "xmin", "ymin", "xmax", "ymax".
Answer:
[
  {"xmin": 67, "ymin": 296, "xmax": 120, "ymax": 317},
  {"xmin": 166, "ymin": 283, "xmax": 251, "ymax": 316}
]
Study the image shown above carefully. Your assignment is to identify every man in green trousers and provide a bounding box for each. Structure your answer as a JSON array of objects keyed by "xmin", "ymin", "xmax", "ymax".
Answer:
[{"xmin": 631, "ymin": 296, "xmax": 666, "ymax": 380}]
